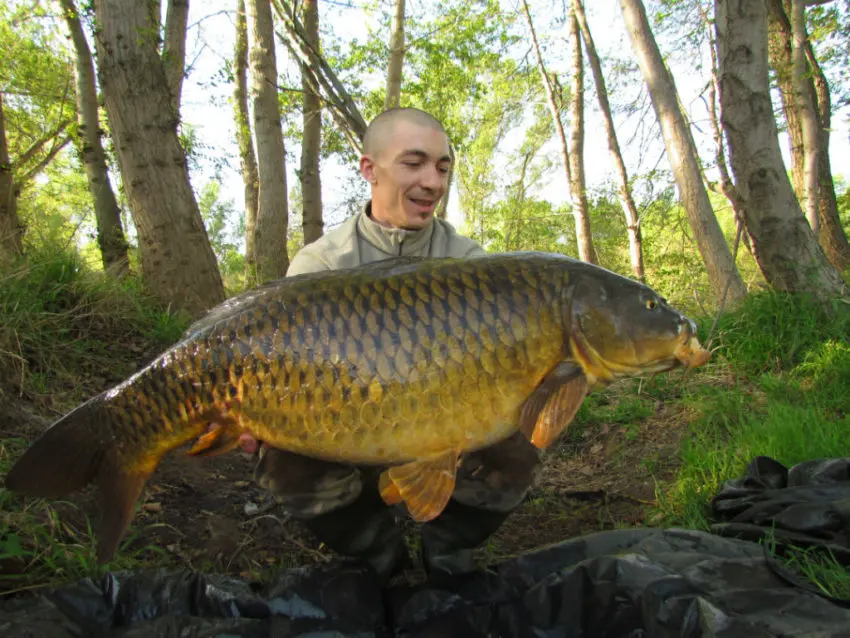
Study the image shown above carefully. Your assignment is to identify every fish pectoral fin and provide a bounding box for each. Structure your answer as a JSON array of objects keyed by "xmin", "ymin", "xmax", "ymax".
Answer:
[
  {"xmin": 186, "ymin": 417, "xmax": 243, "ymax": 458},
  {"xmin": 519, "ymin": 362, "xmax": 589, "ymax": 449},
  {"xmin": 378, "ymin": 449, "xmax": 460, "ymax": 522}
]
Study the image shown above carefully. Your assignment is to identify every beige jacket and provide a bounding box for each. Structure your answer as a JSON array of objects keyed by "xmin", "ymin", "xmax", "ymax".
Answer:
[{"xmin": 287, "ymin": 202, "xmax": 485, "ymax": 277}]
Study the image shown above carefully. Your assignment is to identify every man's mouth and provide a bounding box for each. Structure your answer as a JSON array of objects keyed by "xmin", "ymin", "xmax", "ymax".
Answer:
[{"xmin": 408, "ymin": 197, "xmax": 435, "ymax": 212}]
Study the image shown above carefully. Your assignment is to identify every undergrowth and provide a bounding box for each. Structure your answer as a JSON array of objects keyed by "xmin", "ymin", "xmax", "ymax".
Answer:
[
  {"xmin": 0, "ymin": 247, "xmax": 189, "ymax": 412},
  {"xmin": 649, "ymin": 291, "xmax": 850, "ymax": 597},
  {"xmin": 0, "ymin": 248, "xmax": 189, "ymax": 594}
]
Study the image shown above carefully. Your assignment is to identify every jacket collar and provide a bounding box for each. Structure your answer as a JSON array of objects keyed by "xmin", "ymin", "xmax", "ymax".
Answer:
[{"xmin": 356, "ymin": 201, "xmax": 436, "ymax": 256}]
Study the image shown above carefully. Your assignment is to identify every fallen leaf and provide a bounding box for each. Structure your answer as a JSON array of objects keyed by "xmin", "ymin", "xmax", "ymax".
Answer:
[{"xmin": 143, "ymin": 502, "xmax": 162, "ymax": 513}]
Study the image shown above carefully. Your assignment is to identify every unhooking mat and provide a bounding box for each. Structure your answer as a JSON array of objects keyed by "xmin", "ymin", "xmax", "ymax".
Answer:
[{"xmin": 3, "ymin": 454, "xmax": 850, "ymax": 637}]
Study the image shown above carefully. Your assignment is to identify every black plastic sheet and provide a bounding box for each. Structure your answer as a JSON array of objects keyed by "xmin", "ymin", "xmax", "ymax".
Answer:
[
  {"xmin": 711, "ymin": 455, "xmax": 850, "ymax": 562},
  {"xmin": 4, "ymin": 526, "xmax": 850, "ymax": 637}
]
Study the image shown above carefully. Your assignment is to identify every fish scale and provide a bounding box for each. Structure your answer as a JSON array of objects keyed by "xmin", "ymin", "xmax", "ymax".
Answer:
[{"xmin": 5, "ymin": 252, "xmax": 711, "ymax": 564}]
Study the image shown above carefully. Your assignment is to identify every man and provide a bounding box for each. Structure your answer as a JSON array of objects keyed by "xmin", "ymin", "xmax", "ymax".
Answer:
[{"xmin": 241, "ymin": 107, "xmax": 540, "ymax": 583}]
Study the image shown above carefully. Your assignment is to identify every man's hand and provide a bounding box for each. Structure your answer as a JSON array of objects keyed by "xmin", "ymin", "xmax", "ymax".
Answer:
[{"xmin": 239, "ymin": 432, "xmax": 260, "ymax": 454}]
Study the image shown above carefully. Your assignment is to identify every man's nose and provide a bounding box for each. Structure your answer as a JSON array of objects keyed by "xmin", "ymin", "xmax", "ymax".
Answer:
[{"xmin": 420, "ymin": 165, "xmax": 444, "ymax": 191}]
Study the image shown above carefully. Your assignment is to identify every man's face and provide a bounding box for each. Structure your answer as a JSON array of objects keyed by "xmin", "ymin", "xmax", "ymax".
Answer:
[{"xmin": 360, "ymin": 121, "xmax": 452, "ymax": 230}]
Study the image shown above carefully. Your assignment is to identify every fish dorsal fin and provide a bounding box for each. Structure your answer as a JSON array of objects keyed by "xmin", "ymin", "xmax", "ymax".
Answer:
[
  {"xmin": 378, "ymin": 449, "xmax": 460, "ymax": 522},
  {"xmin": 519, "ymin": 362, "xmax": 589, "ymax": 449},
  {"xmin": 185, "ymin": 417, "xmax": 243, "ymax": 458}
]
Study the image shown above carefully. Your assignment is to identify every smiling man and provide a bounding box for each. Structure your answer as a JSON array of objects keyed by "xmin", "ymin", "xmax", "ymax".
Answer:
[{"xmin": 242, "ymin": 107, "xmax": 540, "ymax": 585}]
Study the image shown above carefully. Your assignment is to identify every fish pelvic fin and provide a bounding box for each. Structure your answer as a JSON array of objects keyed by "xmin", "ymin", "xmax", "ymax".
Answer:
[
  {"xmin": 520, "ymin": 362, "xmax": 589, "ymax": 449},
  {"xmin": 379, "ymin": 449, "xmax": 460, "ymax": 522},
  {"xmin": 185, "ymin": 416, "xmax": 243, "ymax": 458},
  {"xmin": 5, "ymin": 398, "xmax": 108, "ymax": 498}
]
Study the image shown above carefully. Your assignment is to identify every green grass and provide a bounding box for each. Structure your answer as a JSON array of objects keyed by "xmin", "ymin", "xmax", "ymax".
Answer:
[
  {"xmin": 0, "ymin": 248, "xmax": 190, "ymax": 594},
  {"xmin": 646, "ymin": 291, "xmax": 850, "ymax": 597},
  {"xmin": 0, "ymin": 247, "xmax": 189, "ymax": 410}
]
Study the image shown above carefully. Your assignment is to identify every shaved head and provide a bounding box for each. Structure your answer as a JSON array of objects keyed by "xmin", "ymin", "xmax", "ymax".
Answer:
[{"xmin": 362, "ymin": 107, "xmax": 447, "ymax": 158}]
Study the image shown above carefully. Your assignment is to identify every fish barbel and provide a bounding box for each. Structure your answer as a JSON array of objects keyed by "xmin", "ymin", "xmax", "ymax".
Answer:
[{"xmin": 4, "ymin": 252, "xmax": 710, "ymax": 563}]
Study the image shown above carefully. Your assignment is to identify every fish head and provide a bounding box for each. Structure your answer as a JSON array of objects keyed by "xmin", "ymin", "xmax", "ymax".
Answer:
[{"xmin": 564, "ymin": 268, "xmax": 710, "ymax": 385}]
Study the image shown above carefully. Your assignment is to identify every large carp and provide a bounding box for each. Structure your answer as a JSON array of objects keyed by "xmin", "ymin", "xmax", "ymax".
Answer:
[{"xmin": 5, "ymin": 252, "xmax": 709, "ymax": 564}]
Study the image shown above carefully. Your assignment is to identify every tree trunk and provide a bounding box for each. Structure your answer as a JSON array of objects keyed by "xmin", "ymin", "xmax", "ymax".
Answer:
[
  {"xmin": 300, "ymin": 0, "xmax": 323, "ymax": 246},
  {"xmin": 766, "ymin": 1, "xmax": 804, "ymax": 195},
  {"xmin": 0, "ymin": 93, "xmax": 23, "ymax": 259},
  {"xmin": 93, "ymin": 0, "xmax": 225, "ymax": 318},
  {"xmin": 789, "ymin": 0, "xmax": 820, "ymax": 236},
  {"xmin": 767, "ymin": 0, "xmax": 850, "ymax": 271},
  {"xmin": 247, "ymin": 0, "xmax": 289, "ymax": 282},
  {"xmin": 715, "ymin": 0, "xmax": 847, "ymax": 299},
  {"xmin": 60, "ymin": 0, "xmax": 129, "ymax": 276},
  {"xmin": 521, "ymin": 0, "xmax": 591, "ymax": 262},
  {"xmin": 620, "ymin": 0, "xmax": 747, "ymax": 306},
  {"xmin": 574, "ymin": 0, "xmax": 644, "ymax": 280},
  {"xmin": 163, "ymin": 0, "xmax": 189, "ymax": 117},
  {"xmin": 234, "ymin": 0, "xmax": 259, "ymax": 283},
  {"xmin": 567, "ymin": 7, "xmax": 596, "ymax": 264},
  {"xmin": 809, "ymin": 49, "xmax": 850, "ymax": 271},
  {"xmin": 385, "ymin": 0, "xmax": 406, "ymax": 109}
]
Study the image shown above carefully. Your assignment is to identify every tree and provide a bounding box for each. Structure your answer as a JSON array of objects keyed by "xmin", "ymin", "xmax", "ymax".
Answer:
[
  {"xmin": 247, "ymin": 0, "xmax": 289, "ymax": 281},
  {"xmin": 300, "ymin": 0, "xmax": 323, "ymax": 245},
  {"xmin": 715, "ymin": 0, "xmax": 847, "ymax": 299},
  {"xmin": 619, "ymin": 0, "xmax": 747, "ymax": 306},
  {"xmin": 574, "ymin": 0, "xmax": 644, "ymax": 280},
  {"xmin": 92, "ymin": 0, "xmax": 225, "ymax": 317},
  {"xmin": 0, "ymin": 3, "xmax": 75, "ymax": 260},
  {"xmin": 767, "ymin": 0, "xmax": 850, "ymax": 271},
  {"xmin": 521, "ymin": 0, "xmax": 596, "ymax": 264},
  {"xmin": 0, "ymin": 92, "xmax": 20, "ymax": 258},
  {"xmin": 163, "ymin": 0, "xmax": 189, "ymax": 116},
  {"xmin": 59, "ymin": 0, "xmax": 129, "ymax": 276},
  {"xmin": 385, "ymin": 0, "xmax": 406, "ymax": 109},
  {"xmin": 233, "ymin": 0, "xmax": 259, "ymax": 283}
]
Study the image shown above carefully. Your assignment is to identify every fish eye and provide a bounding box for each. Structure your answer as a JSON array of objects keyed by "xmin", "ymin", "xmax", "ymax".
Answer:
[{"xmin": 645, "ymin": 298, "xmax": 658, "ymax": 310}]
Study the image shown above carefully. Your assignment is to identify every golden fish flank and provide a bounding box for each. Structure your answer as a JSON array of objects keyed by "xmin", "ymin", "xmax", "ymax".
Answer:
[{"xmin": 4, "ymin": 252, "xmax": 710, "ymax": 564}]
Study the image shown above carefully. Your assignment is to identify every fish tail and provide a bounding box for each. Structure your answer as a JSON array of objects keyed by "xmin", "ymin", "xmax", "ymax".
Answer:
[{"xmin": 5, "ymin": 397, "xmax": 153, "ymax": 564}]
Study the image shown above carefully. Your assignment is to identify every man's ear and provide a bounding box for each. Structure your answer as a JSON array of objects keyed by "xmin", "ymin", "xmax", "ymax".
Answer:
[{"xmin": 360, "ymin": 155, "xmax": 376, "ymax": 183}]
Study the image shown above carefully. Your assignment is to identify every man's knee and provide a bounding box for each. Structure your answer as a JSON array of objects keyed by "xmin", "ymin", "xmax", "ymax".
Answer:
[
  {"xmin": 254, "ymin": 446, "xmax": 364, "ymax": 518},
  {"xmin": 452, "ymin": 432, "xmax": 542, "ymax": 512}
]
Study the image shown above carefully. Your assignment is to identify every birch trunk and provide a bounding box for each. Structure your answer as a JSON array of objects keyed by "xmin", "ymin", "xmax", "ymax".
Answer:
[
  {"xmin": 809, "ymin": 49, "xmax": 850, "ymax": 271},
  {"xmin": 715, "ymin": 0, "xmax": 847, "ymax": 299},
  {"xmin": 0, "ymin": 93, "xmax": 22, "ymax": 259},
  {"xmin": 247, "ymin": 0, "xmax": 289, "ymax": 282},
  {"xmin": 163, "ymin": 0, "xmax": 189, "ymax": 117},
  {"xmin": 789, "ymin": 0, "xmax": 820, "ymax": 236},
  {"xmin": 567, "ymin": 7, "xmax": 596, "ymax": 264},
  {"xmin": 300, "ymin": 0, "xmax": 323, "ymax": 245},
  {"xmin": 93, "ymin": 0, "xmax": 225, "ymax": 318},
  {"xmin": 574, "ymin": 0, "xmax": 644, "ymax": 280},
  {"xmin": 385, "ymin": 0, "xmax": 405, "ymax": 109},
  {"xmin": 60, "ymin": 0, "xmax": 129, "ymax": 276},
  {"xmin": 521, "ymin": 0, "xmax": 589, "ymax": 262},
  {"xmin": 620, "ymin": 0, "xmax": 747, "ymax": 305},
  {"xmin": 767, "ymin": 0, "xmax": 850, "ymax": 271},
  {"xmin": 234, "ymin": 0, "xmax": 259, "ymax": 282}
]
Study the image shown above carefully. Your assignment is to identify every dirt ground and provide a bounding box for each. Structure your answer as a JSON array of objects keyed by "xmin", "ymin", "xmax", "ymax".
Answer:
[{"xmin": 0, "ymin": 382, "xmax": 687, "ymax": 587}]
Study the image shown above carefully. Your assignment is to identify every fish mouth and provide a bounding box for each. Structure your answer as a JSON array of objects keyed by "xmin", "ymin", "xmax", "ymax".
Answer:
[{"xmin": 569, "ymin": 324, "xmax": 710, "ymax": 386}]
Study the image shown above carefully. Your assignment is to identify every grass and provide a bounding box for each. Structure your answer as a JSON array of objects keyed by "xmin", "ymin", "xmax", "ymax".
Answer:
[
  {"xmin": 0, "ymin": 248, "xmax": 189, "ymax": 595},
  {"xmin": 645, "ymin": 291, "xmax": 850, "ymax": 596},
  {"xmin": 0, "ymin": 247, "xmax": 188, "ymax": 411}
]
